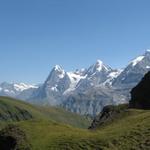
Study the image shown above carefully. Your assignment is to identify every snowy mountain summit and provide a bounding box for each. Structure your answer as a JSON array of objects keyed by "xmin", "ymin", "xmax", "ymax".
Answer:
[
  {"xmin": 87, "ymin": 60, "xmax": 111, "ymax": 74},
  {"xmin": 113, "ymin": 50, "xmax": 150, "ymax": 88},
  {"xmin": 1, "ymin": 50, "xmax": 150, "ymax": 116},
  {"xmin": 131, "ymin": 50, "xmax": 150, "ymax": 67}
]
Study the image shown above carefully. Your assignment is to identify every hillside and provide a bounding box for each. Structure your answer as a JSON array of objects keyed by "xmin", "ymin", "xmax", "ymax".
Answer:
[
  {"xmin": 0, "ymin": 96, "xmax": 149, "ymax": 149},
  {"xmin": 0, "ymin": 96, "xmax": 91, "ymax": 129},
  {"xmin": 89, "ymin": 104, "xmax": 129, "ymax": 129},
  {"xmin": 0, "ymin": 107, "xmax": 149, "ymax": 150}
]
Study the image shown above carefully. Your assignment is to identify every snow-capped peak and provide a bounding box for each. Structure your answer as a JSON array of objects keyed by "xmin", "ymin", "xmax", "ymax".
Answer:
[
  {"xmin": 130, "ymin": 49, "xmax": 150, "ymax": 67},
  {"xmin": 95, "ymin": 60, "xmax": 104, "ymax": 71},
  {"xmin": 95, "ymin": 59, "xmax": 111, "ymax": 72},
  {"xmin": 54, "ymin": 65, "xmax": 64, "ymax": 72},
  {"xmin": 96, "ymin": 59, "xmax": 103, "ymax": 64},
  {"xmin": 87, "ymin": 60, "xmax": 111, "ymax": 75},
  {"xmin": 131, "ymin": 55, "xmax": 145, "ymax": 66},
  {"xmin": 51, "ymin": 65, "xmax": 65, "ymax": 79}
]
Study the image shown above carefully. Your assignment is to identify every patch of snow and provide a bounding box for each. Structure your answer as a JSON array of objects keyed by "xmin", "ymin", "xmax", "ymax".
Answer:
[
  {"xmin": 131, "ymin": 56, "xmax": 145, "ymax": 66},
  {"xmin": 68, "ymin": 72, "xmax": 86, "ymax": 84},
  {"xmin": 14, "ymin": 83, "xmax": 38, "ymax": 91},
  {"xmin": 3, "ymin": 89, "xmax": 15, "ymax": 94},
  {"xmin": 58, "ymin": 73, "xmax": 65, "ymax": 79},
  {"xmin": 4, "ymin": 89, "xmax": 10, "ymax": 92},
  {"xmin": 108, "ymin": 69, "xmax": 123, "ymax": 78},
  {"xmin": 63, "ymin": 72, "xmax": 87, "ymax": 94},
  {"xmin": 51, "ymin": 85, "xmax": 58, "ymax": 92},
  {"xmin": 121, "ymin": 77, "xmax": 125, "ymax": 81},
  {"xmin": 146, "ymin": 66, "xmax": 150, "ymax": 69},
  {"xmin": 102, "ymin": 70, "xmax": 123, "ymax": 86}
]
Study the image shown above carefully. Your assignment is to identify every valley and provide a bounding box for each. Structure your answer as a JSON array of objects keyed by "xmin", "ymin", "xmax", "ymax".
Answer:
[{"xmin": 0, "ymin": 96, "xmax": 149, "ymax": 150}]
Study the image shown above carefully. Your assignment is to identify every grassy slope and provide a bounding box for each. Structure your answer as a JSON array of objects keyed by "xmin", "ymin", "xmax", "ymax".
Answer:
[
  {"xmin": 14, "ymin": 109, "xmax": 149, "ymax": 150},
  {"xmin": 0, "ymin": 96, "xmax": 91, "ymax": 128},
  {"xmin": 0, "ymin": 96, "xmax": 150, "ymax": 150}
]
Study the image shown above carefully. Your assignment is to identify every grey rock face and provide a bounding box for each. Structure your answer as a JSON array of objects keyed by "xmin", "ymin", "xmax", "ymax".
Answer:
[
  {"xmin": 17, "ymin": 88, "xmax": 37, "ymax": 100},
  {"xmin": 62, "ymin": 87, "xmax": 126, "ymax": 116}
]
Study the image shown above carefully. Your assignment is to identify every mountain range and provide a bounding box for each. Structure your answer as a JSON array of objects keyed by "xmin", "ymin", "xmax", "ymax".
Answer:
[
  {"xmin": 1, "ymin": 50, "xmax": 150, "ymax": 116},
  {"xmin": 0, "ymin": 82, "xmax": 38, "ymax": 97}
]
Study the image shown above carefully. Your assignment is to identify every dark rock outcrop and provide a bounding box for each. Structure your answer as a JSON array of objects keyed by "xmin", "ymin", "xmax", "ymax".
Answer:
[
  {"xmin": 0, "ymin": 124, "xmax": 31, "ymax": 150},
  {"xmin": 129, "ymin": 71, "xmax": 150, "ymax": 109},
  {"xmin": 89, "ymin": 104, "xmax": 128, "ymax": 129}
]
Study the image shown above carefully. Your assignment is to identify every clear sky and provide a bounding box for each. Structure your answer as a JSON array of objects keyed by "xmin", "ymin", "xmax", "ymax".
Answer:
[{"xmin": 0, "ymin": 0, "xmax": 150, "ymax": 83}]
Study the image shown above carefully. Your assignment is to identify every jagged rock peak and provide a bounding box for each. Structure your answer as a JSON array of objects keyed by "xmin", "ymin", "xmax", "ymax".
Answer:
[
  {"xmin": 53, "ymin": 65, "xmax": 65, "ymax": 72},
  {"xmin": 87, "ymin": 59, "xmax": 112, "ymax": 75},
  {"xmin": 48, "ymin": 65, "xmax": 65, "ymax": 80},
  {"xmin": 95, "ymin": 59, "xmax": 107, "ymax": 71}
]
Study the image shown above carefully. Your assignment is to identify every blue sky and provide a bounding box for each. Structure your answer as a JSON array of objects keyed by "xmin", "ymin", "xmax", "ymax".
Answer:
[{"xmin": 0, "ymin": 0, "xmax": 150, "ymax": 83}]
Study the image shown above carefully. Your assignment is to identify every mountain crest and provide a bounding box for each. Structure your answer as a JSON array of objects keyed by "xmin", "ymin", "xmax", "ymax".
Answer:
[
  {"xmin": 47, "ymin": 65, "xmax": 65, "ymax": 81},
  {"xmin": 95, "ymin": 60, "xmax": 105, "ymax": 71},
  {"xmin": 130, "ymin": 50, "xmax": 150, "ymax": 67},
  {"xmin": 54, "ymin": 65, "xmax": 64, "ymax": 72},
  {"xmin": 87, "ymin": 59, "xmax": 111, "ymax": 75},
  {"xmin": 52, "ymin": 65, "xmax": 65, "ymax": 76}
]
